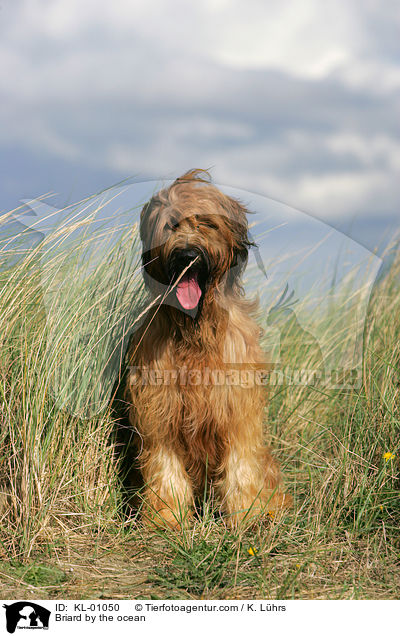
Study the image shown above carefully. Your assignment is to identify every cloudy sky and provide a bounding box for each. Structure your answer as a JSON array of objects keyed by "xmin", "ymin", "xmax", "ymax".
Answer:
[{"xmin": 1, "ymin": 0, "xmax": 399, "ymax": 250}]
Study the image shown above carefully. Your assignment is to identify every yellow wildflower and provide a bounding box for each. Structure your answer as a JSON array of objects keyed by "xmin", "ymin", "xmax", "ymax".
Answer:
[
  {"xmin": 248, "ymin": 547, "xmax": 258, "ymax": 556},
  {"xmin": 383, "ymin": 452, "xmax": 395, "ymax": 462}
]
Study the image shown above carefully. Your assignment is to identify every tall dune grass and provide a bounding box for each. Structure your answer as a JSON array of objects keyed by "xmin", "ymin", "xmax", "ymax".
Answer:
[
  {"xmin": 0, "ymin": 200, "xmax": 398, "ymax": 599},
  {"xmin": 0, "ymin": 202, "xmax": 145, "ymax": 559}
]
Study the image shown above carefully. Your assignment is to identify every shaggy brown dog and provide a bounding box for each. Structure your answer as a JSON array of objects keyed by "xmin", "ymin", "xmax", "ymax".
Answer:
[{"xmin": 125, "ymin": 169, "xmax": 289, "ymax": 527}]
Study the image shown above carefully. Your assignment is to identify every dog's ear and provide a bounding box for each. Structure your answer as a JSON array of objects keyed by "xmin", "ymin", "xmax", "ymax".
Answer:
[
  {"xmin": 139, "ymin": 196, "xmax": 165, "ymax": 292},
  {"xmin": 140, "ymin": 197, "xmax": 158, "ymax": 250},
  {"xmin": 139, "ymin": 201, "xmax": 155, "ymax": 286},
  {"xmin": 222, "ymin": 196, "xmax": 255, "ymax": 281},
  {"xmin": 228, "ymin": 229, "xmax": 252, "ymax": 286},
  {"xmin": 141, "ymin": 247, "xmax": 167, "ymax": 296}
]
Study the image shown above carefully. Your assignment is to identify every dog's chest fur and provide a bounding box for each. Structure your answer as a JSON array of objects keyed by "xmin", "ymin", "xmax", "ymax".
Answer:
[{"xmin": 126, "ymin": 303, "xmax": 265, "ymax": 489}]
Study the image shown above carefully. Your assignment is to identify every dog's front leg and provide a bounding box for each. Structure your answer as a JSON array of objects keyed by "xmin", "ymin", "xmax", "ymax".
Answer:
[
  {"xmin": 219, "ymin": 441, "xmax": 284, "ymax": 526},
  {"xmin": 140, "ymin": 445, "xmax": 194, "ymax": 529}
]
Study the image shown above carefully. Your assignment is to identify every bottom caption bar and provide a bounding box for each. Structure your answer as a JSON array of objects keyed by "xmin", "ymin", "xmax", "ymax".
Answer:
[{"xmin": 0, "ymin": 599, "xmax": 396, "ymax": 635}]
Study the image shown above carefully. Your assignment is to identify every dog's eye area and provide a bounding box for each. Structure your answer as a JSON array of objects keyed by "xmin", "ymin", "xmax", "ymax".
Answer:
[
  {"xmin": 166, "ymin": 219, "xmax": 180, "ymax": 230},
  {"xmin": 202, "ymin": 219, "xmax": 219, "ymax": 230}
]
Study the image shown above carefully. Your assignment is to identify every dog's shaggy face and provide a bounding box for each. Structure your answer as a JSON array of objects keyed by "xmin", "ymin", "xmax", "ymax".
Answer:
[{"xmin": 140, "ymin": 170, "xmax": 253, "ymax": 317}]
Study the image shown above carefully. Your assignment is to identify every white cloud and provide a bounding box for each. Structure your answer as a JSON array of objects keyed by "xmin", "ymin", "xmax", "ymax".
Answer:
[
  {"xmin": 210, "ymin": 0, "xmax": 355, "ymax": 77},
  {"xmin": 325, "ymin": 133, "xmax": 400, "ymax": 171},
  {"xmin": 208, "ymin": 146, "xmax": 400, "ymax": 221}
]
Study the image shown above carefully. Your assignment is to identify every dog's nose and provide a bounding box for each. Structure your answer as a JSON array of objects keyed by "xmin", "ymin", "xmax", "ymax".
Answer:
[
  {"xmin": 168, "ymin": 247, "xmax": 208, "ymax": 280},
  {"xmin": 179, "ymin": 248, "xmax": 201, "ymax": 263}
]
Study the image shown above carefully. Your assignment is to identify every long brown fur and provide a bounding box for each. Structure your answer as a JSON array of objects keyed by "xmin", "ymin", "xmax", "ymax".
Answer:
[{"xmin": 125, "ymin": 169, "xmax": 290, "ymax": 527}]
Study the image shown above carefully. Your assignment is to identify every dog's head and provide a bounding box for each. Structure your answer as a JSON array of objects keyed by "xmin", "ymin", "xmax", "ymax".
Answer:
[{"xmin": 140, "ymin": 169, "xmax": 254, "ymax": 317}]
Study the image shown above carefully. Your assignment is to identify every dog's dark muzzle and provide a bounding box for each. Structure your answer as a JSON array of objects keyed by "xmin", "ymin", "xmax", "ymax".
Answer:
[{"xmin": 167, "ymin": 247, "xmax": 210, "ymax": 282}]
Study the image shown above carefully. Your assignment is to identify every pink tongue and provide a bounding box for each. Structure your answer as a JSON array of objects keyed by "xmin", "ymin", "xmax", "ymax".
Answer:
[{"xmin": 176, "ymin": 274, "xmax": 202, "ymax": 310}]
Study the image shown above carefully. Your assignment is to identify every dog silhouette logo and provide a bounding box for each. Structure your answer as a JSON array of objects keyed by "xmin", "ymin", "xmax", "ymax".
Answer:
[{"xmin": 3, "ymin": 602, "xmax": 50, "ymax": 633}]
